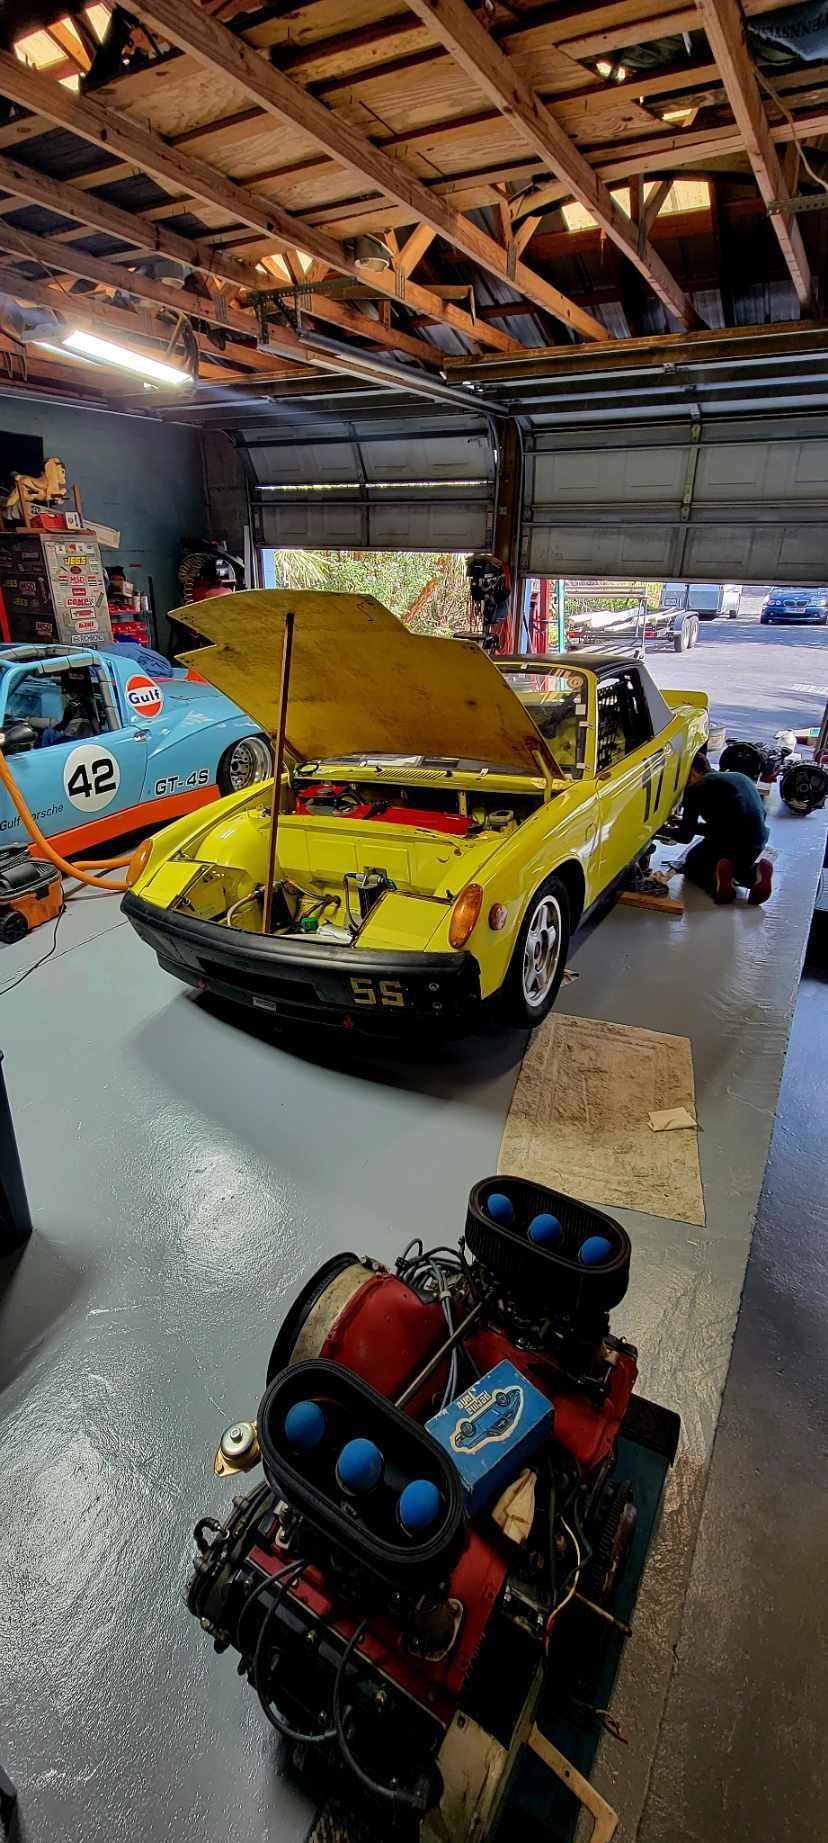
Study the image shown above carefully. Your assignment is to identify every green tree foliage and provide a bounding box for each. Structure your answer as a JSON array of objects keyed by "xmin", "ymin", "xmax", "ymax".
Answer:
[{"xmin": 268, "ymin": 549, "xmax": 471, "ymax": 634}]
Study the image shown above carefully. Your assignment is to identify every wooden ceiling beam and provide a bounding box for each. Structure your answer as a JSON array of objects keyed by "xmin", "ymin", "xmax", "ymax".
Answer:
[
  {"xmin": 297, "ymin": 291, "xmax": 444, "ymax": 368},
  {"xmin": 0, "ymin": 219, "xmax": 268, "ymax": 341},
  {"xmin": 401, "ymin": 0, "xmax": 697, "ymax": 327},
  {"xmin": 640, "ymin": 177, "xmax": 674, "ymax": 243},
  {"xmin": 696, "ymin": 0, "xmax": 812, "ymax": 308},
  {"xmin": 476, "ymin": 98, "xmax": 828, "ymax": 228},
  {"xmin": 0, "ymin": 151, "xmax": 264, "ymax": 294},
  {"xmin": 0, "ymin": 262, "xmax": 284, "ymax": 379},
  {"xmin": 127, "ymin": 0, "xmax": 608, "ymax": 341},
  {"xmin": 0, "ymin": 54, "xmax": 524, "ymax": 359},
  {"xmin": 398, "ymin": 223, "xmax": 437, "ymax": 279},
  {"xmin": 0, "ymin": 224, "xmax": 471, "ymax": 391},
  {"xmin": 0, "ymin": 48, "xmax": 356, "ymax": 279}
]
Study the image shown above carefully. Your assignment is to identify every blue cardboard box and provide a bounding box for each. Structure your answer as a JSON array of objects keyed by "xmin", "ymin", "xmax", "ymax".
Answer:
[{"xmin": 426, "ymin": 1360, "xmax": 554, "ymax": 1515}]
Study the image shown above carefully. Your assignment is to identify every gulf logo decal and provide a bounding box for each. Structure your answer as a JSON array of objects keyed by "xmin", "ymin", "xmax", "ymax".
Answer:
[{"xmin": 125, "ymin": 674, "xmax": 164, "ymax": 719}]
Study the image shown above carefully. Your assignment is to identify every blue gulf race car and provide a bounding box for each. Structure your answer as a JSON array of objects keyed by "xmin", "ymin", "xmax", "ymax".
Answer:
[{"xmin": 0, "ymin": 642, "xmax": 272, "ymax": 855}]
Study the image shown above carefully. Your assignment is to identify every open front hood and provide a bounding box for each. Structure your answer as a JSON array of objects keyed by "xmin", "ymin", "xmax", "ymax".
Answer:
[{"xmin": 176, "ymin": 590, "xmax": 556, "ymax": 777}]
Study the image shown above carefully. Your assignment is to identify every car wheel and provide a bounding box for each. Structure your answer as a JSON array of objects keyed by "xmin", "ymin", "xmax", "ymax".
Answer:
[
  {"xmin": 502, "ymin": 876, "xmax": 570, "ymax": 1029},
  {"xmin": 217, "ymin": 732, "xmax": 272, "ymax": 795},
  {"xmin": 673, "ymin": 617, "xmax": 692, "ymax": 652},
  {"xmin": 689, "ymin": 616, "xmax": 700, "ymax": 648}
]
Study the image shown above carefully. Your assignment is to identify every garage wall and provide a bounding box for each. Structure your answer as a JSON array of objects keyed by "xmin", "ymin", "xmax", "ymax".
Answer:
[
  {"xmin": 0, "ymin": 397, "xmax": 205, "ymax": 623},
  {"xmin": 522, "ymin": 413, "xmax": 828, "ymax": 583},
  {"xmin": 201, "ymin": 429, "xmax": 248, "ymax": 559}
]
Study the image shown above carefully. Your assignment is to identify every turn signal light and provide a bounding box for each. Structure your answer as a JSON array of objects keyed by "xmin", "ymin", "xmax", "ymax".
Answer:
[
  {"xmin": 126, "ymin": 838, "xmax": 154, "ymax": 888},
  {"xmin": 449, "ymin": 882, "xmax": 483, "ymax": 948},
  {"xmin": 488, "ymin": 903, "xmax": 508, "ymax": 930}
]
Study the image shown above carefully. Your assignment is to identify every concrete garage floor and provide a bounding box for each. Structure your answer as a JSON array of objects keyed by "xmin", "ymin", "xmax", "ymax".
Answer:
[{"xmin": 0, "ymin": 620, "xmax": 826, "ymax": 1843}]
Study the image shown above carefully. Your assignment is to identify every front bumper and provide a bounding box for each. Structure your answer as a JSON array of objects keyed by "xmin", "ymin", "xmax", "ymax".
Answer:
[
  {"xmin": 122, "ymin": 892, "xmax": 482, "ymax": 1030},
  {"xmin": 764, "ymin": 606, "xmax": 827, "ymax": 622}
]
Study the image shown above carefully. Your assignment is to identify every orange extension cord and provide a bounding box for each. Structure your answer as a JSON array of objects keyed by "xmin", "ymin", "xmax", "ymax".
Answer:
[{"xmin": 0, "ymin": 747, "xmax": 131, "ymax": 893}]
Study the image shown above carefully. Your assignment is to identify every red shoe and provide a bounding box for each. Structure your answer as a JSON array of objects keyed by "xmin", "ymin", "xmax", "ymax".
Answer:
[
  {"xmin": 749, "ymin": 858, "xmax": 773, "ymax": 905},
  {"xmin": 713, "ymin": 858, "xmax": 735, "ymax": 903}
]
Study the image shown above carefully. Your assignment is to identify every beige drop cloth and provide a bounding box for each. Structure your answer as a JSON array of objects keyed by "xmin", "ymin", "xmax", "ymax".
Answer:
[{"xmin": 499, "ymin": 1014, "xmax": 705, "ymax": 1226}]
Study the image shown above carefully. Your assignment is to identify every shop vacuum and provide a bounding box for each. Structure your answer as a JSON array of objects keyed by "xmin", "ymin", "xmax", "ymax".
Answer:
[
  {"xmin": 186, "ymin": 1178, "xmax": 679, "ymax": 1841},
  {"xmin": 0, "ymin": 845, "xmax": 63, "ymax": 944}
]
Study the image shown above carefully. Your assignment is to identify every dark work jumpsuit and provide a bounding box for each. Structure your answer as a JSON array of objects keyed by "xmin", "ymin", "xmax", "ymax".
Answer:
[{"xmin": 675, "ymin": 770, "xmax": 769, "ymax": 895}]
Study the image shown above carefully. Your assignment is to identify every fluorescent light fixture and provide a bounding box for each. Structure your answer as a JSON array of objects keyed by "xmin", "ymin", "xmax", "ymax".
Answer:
[
  {"xmin": 35, "ymin": 340, "xmax": 104, "ymax": 370},
  {"xmin": 63, "ymin": 329, "xmax": 190, "ymax": 385}
]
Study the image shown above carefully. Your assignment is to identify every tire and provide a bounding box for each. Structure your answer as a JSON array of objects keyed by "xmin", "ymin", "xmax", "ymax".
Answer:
[
  {"xmin": 689, "ymin": 616, "xmax": 700, "ymax": 648},
  {"xmin": 720, "ymin": 740, "xmax": 764, "ymax": 781},
  {"xmin": 780, "ymin": 762, "xmax": 828, "ymax": 815},
  {"xmin": 0, "ymin": 909, "xmax": 29, "ymax": 944},
  {"xmin": 673, "ymin": 616, "xmax": 694, "ymax": 652},
  {"xmin": 217, "ymin": 732, "xmax": 272, "ymax": 795},
  {"xmin": 501, "ymin": 875, "xmax": 570, "ymax": 1029}
]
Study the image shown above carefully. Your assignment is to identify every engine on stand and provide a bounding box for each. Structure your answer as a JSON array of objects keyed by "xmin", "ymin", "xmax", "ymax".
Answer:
[{"xmin": 187, "ymin": 1177, "xmax": 679, "ymax": 1841}]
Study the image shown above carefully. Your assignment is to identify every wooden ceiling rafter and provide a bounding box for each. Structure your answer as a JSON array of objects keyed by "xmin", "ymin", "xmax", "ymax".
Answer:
[
  {"xmin": 398, "ymin": 223, "xmax": 437, "ymax": 278},
  {"xmin": 0, "ymin": 46, "xmax": 524, "ymax": 361},
  {"xmin": 123, "ymin": 0, "xmax": 608, "ymax": 341},
  {"xmin": 400, "ymin": 0, "xmax": 701, "ymax": 327},
  {"xmin": 0, "ymin": 216, "xmax": 468, "ymax": 389},
  {"xmin": 299, "ymin": 87, "xmax": 828, "ymax": 243},
  {"xmin": 0, "ymin": 259, "xmax": 297, "ymax": 382},
  {"xmin": 0, "ymin": 150, "xmax": 265, "ymax": 294},
  {"xmin": 696, "ymin": 0, "xmax": 812, "ymax": 307},
  {"xmin": 2, "ymin": 0, "xmax": 826, "ymax": 405}
]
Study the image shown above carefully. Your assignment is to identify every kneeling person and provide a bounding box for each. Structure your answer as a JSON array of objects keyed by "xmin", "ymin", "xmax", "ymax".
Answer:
[{"xmin": 674, "ymin": 752, "xmax": 773, "ymax": 905}]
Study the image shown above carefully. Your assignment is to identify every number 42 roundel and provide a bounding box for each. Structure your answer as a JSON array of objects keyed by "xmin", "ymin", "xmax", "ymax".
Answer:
[{"xmin": 63, "ymin": 742, "xmax": 121, "ymax": 813}]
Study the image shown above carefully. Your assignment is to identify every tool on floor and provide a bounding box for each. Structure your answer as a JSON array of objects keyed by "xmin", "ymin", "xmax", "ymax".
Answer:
[
  {"xmin": 0, "ymin": 845, "xmax": 63, "ymax": 944},
  {"xmin": 618, "ymin": 889, "xmax": 684, "ymax": 915},
  {"xmin": 184, "ymin": 1174, "xmax": 680, "ymax": 1842}
]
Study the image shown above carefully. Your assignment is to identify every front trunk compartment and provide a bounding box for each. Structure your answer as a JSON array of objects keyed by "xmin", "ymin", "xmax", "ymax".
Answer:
[{"xmin": 163, "ymin": 769, "xmax": 545, "ymax": 952}]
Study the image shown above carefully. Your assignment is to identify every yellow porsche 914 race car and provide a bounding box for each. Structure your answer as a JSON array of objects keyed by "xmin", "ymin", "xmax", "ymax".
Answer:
[{"xmin": 122, "ymin": 592, "xmax": 708, "ymax": 1031}]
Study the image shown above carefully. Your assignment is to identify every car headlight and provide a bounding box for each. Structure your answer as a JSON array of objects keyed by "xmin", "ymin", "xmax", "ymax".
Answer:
[
  {"xmin": 449, "ymin": 883, "xmax": 483, "ymax": 948},
  {"xmin": 126, "ymin": 837, "xmax": 154, "ymax": 887}
]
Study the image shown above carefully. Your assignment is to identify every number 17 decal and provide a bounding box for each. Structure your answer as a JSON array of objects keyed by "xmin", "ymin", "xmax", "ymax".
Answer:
[{"xmin": 642, "ymin": 757, "xmax": 666, "ymax": 821}]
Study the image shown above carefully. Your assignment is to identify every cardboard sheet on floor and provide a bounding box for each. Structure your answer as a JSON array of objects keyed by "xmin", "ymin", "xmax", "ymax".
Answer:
[{"xmin": 500, "ymin": 1015, "xmax": 705, "ymax": 1226}]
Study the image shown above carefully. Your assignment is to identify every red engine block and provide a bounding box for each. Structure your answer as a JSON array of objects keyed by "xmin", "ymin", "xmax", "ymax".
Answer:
[
  {"xmin": 316, "ymin": 1270, "xmax": 637, "ymax": 1473},
  {"xmin": 294, "ymin": 785, "xmax": 472, "ymax": 835},
  {"xmin": 249, "ymin": 1514, "xmax": 507, "ymax": 1723}
]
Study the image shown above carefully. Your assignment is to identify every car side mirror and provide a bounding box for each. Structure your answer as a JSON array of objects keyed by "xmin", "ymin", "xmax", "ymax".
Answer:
[
  {"xmin": 597, "ymin": 766, "xmax": 613, "ymax": 783},
  {"xmin": 0, "ymin": 720, "xmax": 35, "ymax": 752}
]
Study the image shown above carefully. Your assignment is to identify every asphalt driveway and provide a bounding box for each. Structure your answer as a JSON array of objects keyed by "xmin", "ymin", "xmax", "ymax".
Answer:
[{"xmin": 646, "ymin": 612, "xmax": 828, "ymax": 744}]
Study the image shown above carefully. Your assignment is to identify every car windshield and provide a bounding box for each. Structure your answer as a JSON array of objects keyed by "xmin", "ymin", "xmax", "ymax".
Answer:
[{"xmin": 497, "ymin": 665, "xmax": 588, "ymax": 778}]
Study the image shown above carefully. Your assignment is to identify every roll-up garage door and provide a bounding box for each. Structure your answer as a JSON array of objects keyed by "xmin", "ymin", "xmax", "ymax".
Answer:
[
  {"xmin": 521, "ymin": 412, "xmax": 828, "ymax": 584},
  {"xmin": 245, "ymin": 415, "xmax": 495, "ymax": 552}
]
